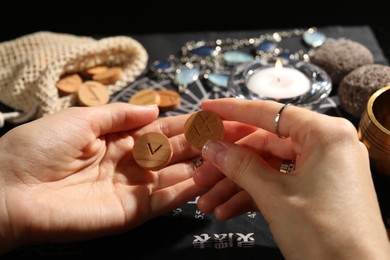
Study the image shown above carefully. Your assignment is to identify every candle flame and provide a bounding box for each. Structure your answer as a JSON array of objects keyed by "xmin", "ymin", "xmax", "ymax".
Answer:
[
  {"xmin": 274, "ymin": 59, "xmax": 283, "ymax": 83},
  {"xmin": 275, "ymin": 58, "xmax": 283, "ymax": 70}
]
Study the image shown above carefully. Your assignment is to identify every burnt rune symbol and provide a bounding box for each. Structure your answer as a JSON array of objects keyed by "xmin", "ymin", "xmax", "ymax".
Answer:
[
  {"xmin": 148, "ymin": 143, "xmax": 162, "ymax": 155},
  {"xmin": 193, "ymin": 114, "xmax": 211, "ymax": 136}
]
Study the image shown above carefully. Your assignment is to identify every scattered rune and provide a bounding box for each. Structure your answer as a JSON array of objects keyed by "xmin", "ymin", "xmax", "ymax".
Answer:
[
  {"xmin": 92, "ymin": 67, "xmax": 123, "ymax": 85},
  {"xmin": 77, "ymin": 80, "xmax": 110, "ymax": 106},
  {"xmin": 156, "ymin": 89, "xmax": 181, "ymax": 111},
  {"xmin": 133, "ymin": 132, "xmax": 173, "ymax": 170},
  {"xmin": 184, "ymin": 110, "xmax": 224, "ymax": 149},
  {"xmin": 56, "ymin": 73, "xmax": 83, "ymax": 95},
  {"xmin": 128, "ymin": 88, "xmax": 161, "ymax": 105}
]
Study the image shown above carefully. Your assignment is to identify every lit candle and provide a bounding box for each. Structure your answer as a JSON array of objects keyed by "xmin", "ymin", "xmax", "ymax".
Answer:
[{"xmin": 247, "ymin": 59, "xmax": 311, "ymax": 99}]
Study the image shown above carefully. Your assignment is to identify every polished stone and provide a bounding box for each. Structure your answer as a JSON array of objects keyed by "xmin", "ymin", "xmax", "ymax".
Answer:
[
  {"xmin": 175, "ymin": 67, "xmax": 199, "ymax": 86},
  {"xmin": 303, "ymin": 31, "xmax": 326, "ymax": 47},
  {"xmin": 152, "ymin": 59, "xmax": 173, "ymax": 72},
  {"xmin": 190, "ymin": 46, "xmax": 216, "ymax": 57},
  {"xmin": 222, "ymin": 51, "xmax": 254, "ymax": 65},
  {"xmin": 276, "ymin": 51, "xmax": 292, "ymax": 64},
  {"xmin": 255, "ymin": 40, "xmax": 276, "ymax": 52},
  {"xmin": 207, "ymin": 73, "xmax": 228, "ymax": 88}
]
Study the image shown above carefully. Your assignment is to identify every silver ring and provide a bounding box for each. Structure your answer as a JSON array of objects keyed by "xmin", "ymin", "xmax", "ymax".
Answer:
[
  {"xmin": 274, "ymin": 103, "xmax": 291, "ymax": 139},
  {"xmin": 191, "ymin": 157, "xmax": 205, "ymax": 169},
  {"xmin": 280, "ymin": 160, "xmax": 296, "ymax": 174}
]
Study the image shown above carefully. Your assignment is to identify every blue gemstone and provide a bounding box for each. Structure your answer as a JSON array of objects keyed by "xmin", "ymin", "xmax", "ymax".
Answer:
[
  {"xmin": 207, "ymin": 73, "xmax": 228, "ymax": 88},
  {"xmin": 303, "ymin": 31, "xmax": 326, "ymax": 47},
  {"xmin": 191, "ymin": 46, "xmax": 215, "ymax": 57},
  {"xmin": 153, "ymin": 60, "xmax": 172, "ymax": 71},
  {"xmin": 222, "ymin": 51, "xmax": 254, "ymax": 65},
  {"xmin": 276, "ymin": 52, "xmax": 292, "ymax": 64},
  {"xmin": 175, "ymin": 67, "xmax": 199, "ymax": 86},
  {"xmin": 255, "ymin": 40, "xmax": 276, "ymax": 52}
]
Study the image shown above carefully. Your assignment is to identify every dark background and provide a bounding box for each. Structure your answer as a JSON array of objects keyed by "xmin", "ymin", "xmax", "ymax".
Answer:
[{"xmin": 1, "ymin": 1, "xmax": 389, "ymax": 59}]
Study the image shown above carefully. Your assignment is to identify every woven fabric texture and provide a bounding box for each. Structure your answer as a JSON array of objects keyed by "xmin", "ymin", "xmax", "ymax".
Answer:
[{"xmin": 0, "ymin": 31, "xmax": 148, "ymax": 119}]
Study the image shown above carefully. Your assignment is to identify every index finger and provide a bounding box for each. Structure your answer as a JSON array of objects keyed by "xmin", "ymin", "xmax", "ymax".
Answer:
[{"xmin": 201, "ymin": 98, "xmax": 320, "ymax": 140}]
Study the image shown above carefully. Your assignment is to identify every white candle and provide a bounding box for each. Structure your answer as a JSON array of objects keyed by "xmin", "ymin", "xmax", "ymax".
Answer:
[{"xmin": 247, "ymin": 60, "xmax": 311, "ymax": 99}]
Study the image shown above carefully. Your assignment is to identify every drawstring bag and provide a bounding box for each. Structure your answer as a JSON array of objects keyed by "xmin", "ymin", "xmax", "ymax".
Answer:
[{"xmin": 0, "ymin": 31, "xmax": 148, "ymax": 127}]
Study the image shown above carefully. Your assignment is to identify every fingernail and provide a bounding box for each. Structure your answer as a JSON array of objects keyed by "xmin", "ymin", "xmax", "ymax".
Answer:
[
  {"xmin": 202, "ymin": 140, "xmax": 228, "ymax": 167},
  {"xmin": 142, "ymin": 104, "xmax": 158, "ymax": 109},
  {"xmin": 132, "ymin": 104, "xmax": 158, "ymax": 112}
]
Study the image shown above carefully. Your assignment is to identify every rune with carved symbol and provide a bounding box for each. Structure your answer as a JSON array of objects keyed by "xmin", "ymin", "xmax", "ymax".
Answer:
[
  {"xmin": 133, "ymin": 132, "xmax": 173, "ymax": 170},
  {"xmin": 184, "ymin": 110, "xmax": 224, "ymax": 150}
]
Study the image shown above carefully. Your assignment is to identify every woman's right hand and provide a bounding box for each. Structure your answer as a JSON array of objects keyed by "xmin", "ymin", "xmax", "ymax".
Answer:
[{"xmin": 193, "ymin": 98, "xmax": 390, "ymax": 259}]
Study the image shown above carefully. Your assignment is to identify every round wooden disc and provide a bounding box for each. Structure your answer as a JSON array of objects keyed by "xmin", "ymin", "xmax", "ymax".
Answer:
[
  {"xmin": 133, "ymin": 132, "xmax": 173, "ymax": 170},
  {"xmin": 56, "ymin": 73, "xmax": 83, "ymax": 94},
  {"xmin": 129, "ymin": 88, "xmax": 160, "ymax": 105},
  {"xmin": 92, "ymin": 67, "xmax": 123, "ymax": 85},
  {"xmin": 85, "ymin": 65, "xmax": 108, "ymax": 76},
  {"xmin": 184, "ymin": 110, "xmax": 224, "ymax": 149},
  {"xmin": 157, "ymin": 89, "xmax": 181, "ymax": 111},
  {"xmin": 77, "ymin": 80, "xmax": 110, "ymax": 106}
]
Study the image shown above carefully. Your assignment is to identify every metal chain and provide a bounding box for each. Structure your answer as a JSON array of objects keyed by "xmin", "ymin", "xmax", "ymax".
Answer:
[{"xmin": 150, "ymin": 27, "xmax": 323, "ymax": 92}]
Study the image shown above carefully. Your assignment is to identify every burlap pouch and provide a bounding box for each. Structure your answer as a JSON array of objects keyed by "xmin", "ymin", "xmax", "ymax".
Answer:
[{"xmin": 0, "ymin": 31, "xmax": 148, "ymax": 124}]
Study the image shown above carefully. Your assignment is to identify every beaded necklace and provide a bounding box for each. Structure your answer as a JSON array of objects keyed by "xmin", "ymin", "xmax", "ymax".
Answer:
[{"xmin": 149, "ymin": 27, "xmax": 326, "ymax": 92}]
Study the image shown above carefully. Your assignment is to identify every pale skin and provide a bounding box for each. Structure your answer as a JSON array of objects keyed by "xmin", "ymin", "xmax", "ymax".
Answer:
[
  {"xmin": 1, "ymin": 100, "xmax": 389, "ymax": 258},
  {"xmin": 0, "ymin": 102, "xmax": 256, "ymax": 255},
  {"xmin": 0, "ymin": 103, "xmax": 206, "ymax": 255},
  {"xmin": 193, "ymin": 98, "xmax": 390, "ymax": 259}
]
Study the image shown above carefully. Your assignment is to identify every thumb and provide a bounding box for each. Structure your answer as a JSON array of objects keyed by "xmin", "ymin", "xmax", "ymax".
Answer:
[
  {"xmin": 202, "ymin": 140, "xmax": 274, "ymax": 196},
  {"xmin": 87, "ymin": 103, "xmax": 159, "ymax": 136}
]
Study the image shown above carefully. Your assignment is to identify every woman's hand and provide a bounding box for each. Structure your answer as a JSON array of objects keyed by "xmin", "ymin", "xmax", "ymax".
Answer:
[
  {"xmin": 193, "ymin": 98, "xmax": 390, "ymax": 259},
  {"xmin": 0, "ymin": 103, "xmax": 202, "ymax": 254}
]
